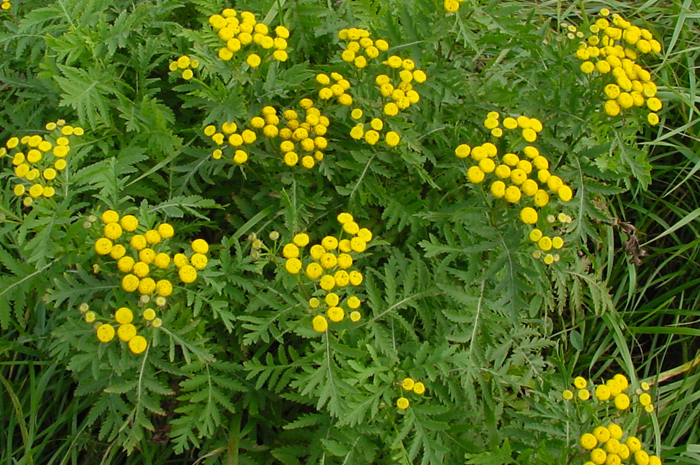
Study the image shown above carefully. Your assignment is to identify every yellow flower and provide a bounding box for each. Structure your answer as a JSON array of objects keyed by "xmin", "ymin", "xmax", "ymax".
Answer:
[
  {"xmin": 117, "ymin": 256, "xmax": 135, "ymax": 273},
  {"xmin": 634, "ymin": 450, "xmax": 649, "ymax": 465},
  {"xmin": 350, "ymin": 311, "xmax": 361, "ymax": 322},
  {"xmin": 285, "ymin": 258, "xmax": 302, "ymax": 274},
  {"xmin": 327, "ymin": 306, "xmax": 344, "ymax": 322},
  {"xmin": 534, "ymin": 189, "xmax": 549, "ymax": 207},
  {"xmin": 402, "ymin": 377, "xmax": 415, "ymax": 390},
  {"xmin": 320, "ymin": 275, "xmax": 336, "ymax": 291},
  {"xmin": 312, "ymin": 315, "xmax": 328, "ymax": 332},
  {"xmin": 191, "ymin": 239, "xmax": 209, "ymax": 254},
  {"xmin": 117, "ymin": 323, "xmax": 137, "ymax": 342},
  {"xmin": 581, "ymin": 433, "xmax": 597, "ymax": 450},
  {"xmin": 413, "ymin": 382, "xmax": 425, "ymax": 395},
  {"xmin": 156, "ymin": 279, "xmax": 173, "ymax": 297},
  {"xmin": 385, "ymin": 131, "xmax": 400, "ymax": 147},
  {"xmin": 28, "ymin": 184, "xmax": 44, "ymax": 198},
  {"xmin": 574, "ymin": 376, "xmax": 588, "ymax": 389},
  {"xmin": 466, "ymin": 166, "xmax": 485, "ymax": 183},
  {"xmin": 128, "ymin": 335, "xmax": 148, "ymax": 354},
  {"xmin": 94, "ymin": 238, "xmax": 113, "ymax": 255},
  {"xmin": 325, "ymin": 293, "xmax": 339, "ymax": 306},
  {"xmin": 320, "ymin": 253, "xmax": 338, "ymax": 269},
  {"xmin": 593, "ymin": 426, "xmax": 611, "ymax": 443},
  {"xmin": 350, "ymin": 237, "xmax": 367, "ymax": 253},
  {"xmin": 613, "ymin": 393, "xmax": 630, "ymax": 410},
  {"xmin": 133, "ymin": 262, "xmax": 150, "ymax": 278},
  {"xmin": 284, "ymin": 152, "xmax": 299, "ymax": 166},
  {"xmin": 562, "ymin": 389, "xmax": 574, "ymax": 400},
  {"xmin": 96, "ymin": 324, "xmax": 115, "ymax": 343},
  {"xmin": 120, "ymin": 214, "xmax": 139, "ymax": 232},
  {"xmin": 529, "ymin": 229, "xmax": 543, "ymax": 242},
  {"xmin": 504, "ymin": 186, "xmax": 521, "ymax": 203},
  {"xmin": 115, "ymin": 307, "xmax": 133, "ymax": 324},
  {"xmin": 349, "ymin": 271, "xmax": 363, "ymax": 286},
  {"xmin": 626, "ymin": 437, "xmax": 641, "ymax": 453},
  {"xmin": 110, "ymin": 244, "xmax": 126, "ymax": 260},
  {"xmin": 396, "ymin": 397, "xmax": 410, "ymax": 409},
  {"xmin": 607, "ymin": 378, "xmax": 622, "ymax": 396},
  {"xmin": 455, "ymin": 144, "xmax": 471, "ymax": 158},
  {"xmin": 444, "ymin": 0, "xmax": 459, "ymax": 13},
  {"xmin": 179, "ymin": 265, "xmax": 198, "ymax": 283},
  {"xmin": 607, "ymin": 424, "xmax": 623, "ymax": 440},
  {"xmin": 153, "ymin": 253, "xmax": 170, "ymax": 269},
  {"xmin": 138, "ymin": 278, "xmax": 156, "ymax": 295},
  {"xmin": 322, "ymin": 236, "xmax": 338, "ymax": 250},
  {"xmin": 347, "ymin": 296, "xmax": 361, "ymax": 309},
  {"xmin": 101, "ymin": 210, "xmax": 120, "ymax": 224},
  {"xmin": 538, "ymin": 236, "xmax": 553, "ymax": 251},
  {"xmin": 357, "ymin": 228, "xmax": 372, "ymax": 242},
  {"xmin": 521, "ymin": 179, "xmax": 538, "ymax": 196},
  {"xmin": 283, "ymin": 243, "xmax": 300, "ymax": 258},
  {"xmin": 343, "ymin": 221, "xmax": 360, "ymax": 235},
  {"xmin": 384, "ymin": 102, "xmax": 399, "ymax": 116},
  {"xmin": 520, "ymin": 207, "xmax": 538, "ymax": 224},
  {"xmin": 191, "ymin": 253, "xmax": 208, "ymax": 269},
  {"xmin": 334, "ymin": 270, "xmax": 350, "ymax": 287},
  {"xmin": 590, "ymin": 448, "xmax": 606, "ymax": 465},
  {"xmin": 605, "ymin": 100, "xmax": 621, "ymax": 116},
  {"xmin": 578, "ymin": 389, "xmax": 591, "ymax": 400},
  {"xmin": 639, "ymin": 393, "xmax": 652, "ymax": 406}
]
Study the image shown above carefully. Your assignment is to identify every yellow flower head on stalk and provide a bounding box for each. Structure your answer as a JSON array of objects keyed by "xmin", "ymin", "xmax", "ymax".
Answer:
[{"xmin": 569, "ymin": 10, "xmax": 663, "ymax": 124}]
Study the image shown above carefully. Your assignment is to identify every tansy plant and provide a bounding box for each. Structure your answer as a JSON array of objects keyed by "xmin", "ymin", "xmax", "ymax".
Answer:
[{"xmin": 0, "ymin": 1, "xmax": 688, "ymax": 463}]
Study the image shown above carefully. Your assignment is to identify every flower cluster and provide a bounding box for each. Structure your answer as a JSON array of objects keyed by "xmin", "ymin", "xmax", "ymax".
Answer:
[
  {"xmin": 1, "ymin": 120, "xmax": 84, "ymax": 207},
  {"xmin": 572, "ymin": 9, "xmax": 663, "ymax": 124},
  {"xmin": 93, "ymin": 210, "xmax": 209, "ymax": 295},
  {"xmin": 337, "ymin": 27, "xmax": 389, "ymax": 69},
  {"xmin": 258, "ymin": 101, "xmax": 330, "ymax": 168},
  {"xmin": 579, "ymin": 425, "xmax": 662, "ymax": 465},
  {"xmin": 349, "ymin": 109, "xmax": 401, "ymax": 147},
  {"xmin": 204, "ymin": 121, "xmax": 258, "ymax": 164},
  {"xmin": 281, "ymin": 213, "xmax": 372, "ymax": 332},
  {"xmin": 376, "ymin": 59, "xmax": 426, "ymax": 117},
  {"xmin": 168, "ymin": 55, "xmax": 199, "ymax": 80},
  {"xmin": 316, "ymin": 72, "xmax": 353, "ymax": 106},
  {"xmin": 396, "ymin": 376, "xmax": 427, "ymax": 410},
  {"xmin": 562, "ymin": 374, "xmax": 655, "ymax": 413},
  {"xmin": 82, "ymin": 303, "xmax": 159, "ymax": 355},
  {"xmin": 204, "ymin": 99, "xmax": 330, "ymax": 168},
  {"xmin": 443, "ymin": 0, "xmax": 466, "ymax": 13},
  {"xmin": 456, "ymin": 113, "xmax": 573, "ymax": 264},
  {"xmin": 482, "ymin": 111, "xmax": 542, "ymax": 141},
  {"xmin": 209, "ymin": 8, "xmax": 289, "ymax": 66}
]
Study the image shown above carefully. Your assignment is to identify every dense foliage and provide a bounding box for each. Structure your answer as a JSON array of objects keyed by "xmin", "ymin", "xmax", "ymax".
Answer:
[{"xmin": 1, "ymin": 0, "xmax": 699, "ymax": 464}]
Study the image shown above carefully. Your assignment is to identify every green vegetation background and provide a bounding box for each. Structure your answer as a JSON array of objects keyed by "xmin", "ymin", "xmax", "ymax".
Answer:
[{"xmin": 1, "ymin": 0, "xmax": 699, "ymax": 464}]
